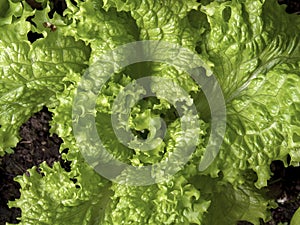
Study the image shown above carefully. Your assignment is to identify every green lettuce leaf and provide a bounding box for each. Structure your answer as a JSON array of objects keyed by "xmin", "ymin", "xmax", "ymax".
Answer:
[
  {"xmin": 4, "ymin": 0, "xmax": 300, "ymax": 224},
  {"xmin": 0, "ymin": 0, "xmax": 23, "ymax": 26},
  {"xmin": 9, "ymin": 161, "xmax": 112, "ymax": 225},
  {"xmin": 196, "ymin": 0, "xmax": 300, "ymax": 188},
  {"xmin": 291, "ymin": 207, "xmax": 300, "ymax": 225},
  {"xmin": 103, "ymin": 173, "xmax": 210, "ymax": 224},
  {"xmin": 0, "ymin": 2, "xmax": 90, "ymax": 155},
  {"xmin": 193, "ymin": 175, "xmax": 275, "ymax": 225}
]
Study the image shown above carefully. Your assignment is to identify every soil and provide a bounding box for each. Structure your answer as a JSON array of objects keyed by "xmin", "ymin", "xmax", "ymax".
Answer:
[
  {"xmin": 278, "ymin": 0, "xmax": 300, "ymax": 14},
  {"xmin": 0, "ymin": 107, "xmax": 72, "ymax": 225},
  {"xmin": 0, "ymin": 108, "xmax": 55, "ymax": 224},
  {"xmin": 237, "ymin": 161, "xmax": 300, "ymax": 225},
  {"xmin": 0, "ymin": 0, "xmax": 300, "ymax": 225}
]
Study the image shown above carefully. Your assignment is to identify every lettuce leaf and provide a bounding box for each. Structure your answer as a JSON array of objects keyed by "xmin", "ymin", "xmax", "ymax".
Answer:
[
  {"xmin": 3, "ymin": 0, "xmax": 300, "ymax": 224},
  {"xmin": 291, "ymin": 207, "xmax": 300, "ymax": 225},
  {"xmin": 0, "ymin": 2, "xmax": 90, "ymax": 155},
  {"xmin": 0, "ymin": 0, "xmax": 23, "ymax": 26},
  {"xmin": 195, "ymin": 0, "xmax": 300, "ymax": 189},
  {"xmin": 193, "ymin": 175, "xmax": 275, "ymax": 225},
  {"xmin": 8, "ymin": 161, "xmax": 112, "ymax": 225}
]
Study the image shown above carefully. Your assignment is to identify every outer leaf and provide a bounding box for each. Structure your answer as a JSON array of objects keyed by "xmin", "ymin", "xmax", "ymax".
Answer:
[
  {"xmin": 8, "ymin": 161, "xmax": 112, "ymax": 225},
  {"xmin": 203, "ymin": 61, "xmax": 300, "ymax": 188},
  {"xmin": 0, "ymin": 4, "xmax": 90, "ymax": 155},
  {"xmin": 103, "ymin": 0, "xmax": 203, "ymax": 51},
  {"xmin": 198, "ymin": 0, "xmax": 300, "ymax": 188},
  {"xmin": 291, "ymin": 207, "xmax": 300, "ymax": 225},
  {"xmin": 193, "ymin": 176, "xmax": 274, "ymax": 225},
  {"xmin": 0, "ymin": 0, "xmax": 23, "ymax": 26},
  {"xmin": 199, "ymin": 0, "xmax": 300, "ymax": 98},
  {"xmin": 63, "ymin": 0, "xmax": 138, "ymax": 63}
]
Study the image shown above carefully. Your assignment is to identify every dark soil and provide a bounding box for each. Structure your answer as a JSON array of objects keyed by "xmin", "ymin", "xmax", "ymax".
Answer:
[
  {"xmin": 266, "ymin": 161, "xmax": 300, "ymax": 225},
  {"xmin": 238, "ymin": 161, "xmax": 300, "ymax": 225},
  {"xmin": 0, "ymin": 0, "xmax": 300, "ymax": 225},
  {"xmin": 0, "ymin": 107, "xmax": 68, "ymax": 225},
  {"xmin": 278, "ymin": 0, "xmax": 300, "ymax": 14}
]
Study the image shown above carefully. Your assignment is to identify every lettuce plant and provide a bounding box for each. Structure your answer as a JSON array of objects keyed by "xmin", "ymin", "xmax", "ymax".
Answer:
[{"xmin": 1, "ymin": 0, "xmax": 300, "ymax": 224}]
